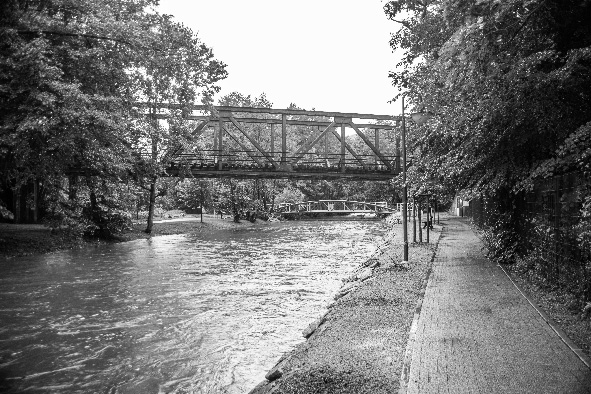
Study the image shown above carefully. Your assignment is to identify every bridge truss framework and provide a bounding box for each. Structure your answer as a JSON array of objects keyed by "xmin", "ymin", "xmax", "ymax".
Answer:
[{"xmin": 147, "ymin": 104, "xmax": 404, "ymax": 181}]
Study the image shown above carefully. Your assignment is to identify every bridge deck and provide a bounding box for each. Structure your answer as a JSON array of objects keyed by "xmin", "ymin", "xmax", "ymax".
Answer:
[{"xmin": 165, "ymin": 165, "xmax": 397, "ymax": 180}]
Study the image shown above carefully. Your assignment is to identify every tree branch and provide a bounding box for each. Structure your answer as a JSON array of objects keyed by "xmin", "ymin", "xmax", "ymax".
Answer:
[
  {"xmin": 506, "ymin": 0, "xmax": 548, "ymax": 45},
  {"xmin": 17, "ymin": 30, "xmax": 133, "ymax": 46},
  {"xmin": 391, "ymin": 19, "xmax": 413, "ymax": 30}
]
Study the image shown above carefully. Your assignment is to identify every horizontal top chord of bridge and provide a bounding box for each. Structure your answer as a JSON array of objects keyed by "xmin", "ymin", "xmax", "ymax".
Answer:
[
  {"xmin": 152, "ymin": 114, "xmax": 399, "ymax": 130},
  {"xmin": 135, "ymin": 102, "xmax": 402, "ymax": 122}
]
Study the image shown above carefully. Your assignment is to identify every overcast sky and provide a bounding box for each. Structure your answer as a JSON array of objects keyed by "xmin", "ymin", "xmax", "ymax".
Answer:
[{"xmin": 157, "ymin": 0, "xmax": 403, "ymax": 116}]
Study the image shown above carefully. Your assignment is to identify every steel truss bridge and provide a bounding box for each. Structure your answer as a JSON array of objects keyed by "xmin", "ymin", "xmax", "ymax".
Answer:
[
  {"xmin": 275, "ymin": 200, "xmax": 397, "ymax": 215},
  {"xmin": 145, "ymin": 104, "xmax": 404, "ymax": 181}
]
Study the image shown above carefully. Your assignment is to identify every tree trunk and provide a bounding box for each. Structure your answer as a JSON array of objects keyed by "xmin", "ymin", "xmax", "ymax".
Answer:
[
  {"xmin": 229, "ymin": 179, "xmax": 240, "ymax": 222},
  {"xmin": 68, "ymin": 175, "xmax": 78, "ymax": 200},
  {"xmin": 86, "ymin": 176, "xmax": 107, "ymax": 237},
  {"xmin": 260, "ymin": 180, "xmax": 268, "ymax": 210},
  {"xmin": 89, "ymin": 189, "xmax": 98, "ymax": 219},
  {"xmin": 146, "ymin": 108, "xmax": 159, "ymax": 234},
  {"xmin": 145, "ymin": 177, "xmax": 157, "ymax": 234}
]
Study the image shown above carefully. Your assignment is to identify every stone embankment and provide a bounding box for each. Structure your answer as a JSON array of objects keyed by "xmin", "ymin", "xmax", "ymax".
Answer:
[{"xmin": 250, "ymin": 219, "xmax": 442, "ymax": 394}]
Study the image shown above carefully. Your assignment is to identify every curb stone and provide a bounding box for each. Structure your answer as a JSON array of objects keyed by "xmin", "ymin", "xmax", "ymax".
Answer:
[{"xmin": 302, "ymin": 310, "xmax": 329, "ymax": 339}]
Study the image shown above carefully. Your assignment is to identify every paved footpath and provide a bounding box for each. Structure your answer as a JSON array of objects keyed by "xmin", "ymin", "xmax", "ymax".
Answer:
[{"xmin": 404, "ymin": 217, "xmax": 591, "ymax": 394}]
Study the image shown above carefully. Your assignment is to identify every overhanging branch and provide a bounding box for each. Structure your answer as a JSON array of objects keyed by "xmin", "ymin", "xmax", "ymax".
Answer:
[{"xmin": 17, "ymin": 30, "xmax": 133, "ymax": 46}]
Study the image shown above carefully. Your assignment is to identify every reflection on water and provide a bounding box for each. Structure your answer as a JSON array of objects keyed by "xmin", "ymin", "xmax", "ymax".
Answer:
[{"xmin": 0, "ymin": 220, "xmax": 387, "ymax": 393}]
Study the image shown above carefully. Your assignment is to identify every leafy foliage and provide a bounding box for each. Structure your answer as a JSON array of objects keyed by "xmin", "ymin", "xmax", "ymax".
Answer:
[
  {"xmin": 0, "ymin": 0, "xmax": 227, "ymax": 234},
  {"xmin": 0, "ymin": 0, "xmax": 143, "ymax": 186},
  {"xmin": 42, "ymin": 177, "xmax": 132, "ymax": 238},
  {"xmin": 385, "ymin": 0, "xmax": 591, "ymax": 302},
  {"xmin": 386, "ymin": 0, "xmax": 591, "ymax": 196}
]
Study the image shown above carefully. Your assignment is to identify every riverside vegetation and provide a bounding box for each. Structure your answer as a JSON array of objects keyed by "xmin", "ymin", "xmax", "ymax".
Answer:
[{"xmin": 385, "ymin": 0, "xmax": 591, "ymax": 343}]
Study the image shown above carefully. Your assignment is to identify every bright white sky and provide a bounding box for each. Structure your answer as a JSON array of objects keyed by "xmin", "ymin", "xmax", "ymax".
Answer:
[{"xmin": 157, "ymin": 0, "xmax": 403, "ymax": 116}]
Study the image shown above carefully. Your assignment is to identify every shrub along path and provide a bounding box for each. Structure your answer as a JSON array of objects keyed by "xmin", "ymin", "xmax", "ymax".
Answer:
[{"xmin": 403, "ymin": 217, "xmax": 591, "ymax": 393}]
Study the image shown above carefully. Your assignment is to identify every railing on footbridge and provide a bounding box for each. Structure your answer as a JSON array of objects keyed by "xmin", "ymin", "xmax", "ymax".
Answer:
[
  {"xmin": 136, "ymin": 103, "xmax": 404, "ymax": 181},
  {"xmin": 275, "ymin": 200, "xmax": 396, "ymax": 215}
]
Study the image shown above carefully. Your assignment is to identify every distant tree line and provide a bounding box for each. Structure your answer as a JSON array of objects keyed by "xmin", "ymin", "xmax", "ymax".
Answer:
[{"xmin": 0, "ymin": 0, "xmax": 227, "ymax": 235}]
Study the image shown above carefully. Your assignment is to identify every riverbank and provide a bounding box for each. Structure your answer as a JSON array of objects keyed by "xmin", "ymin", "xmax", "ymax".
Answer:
[
  {"xmin": 250, "ymin": 219, "xmax": 443, "ymax": 393},
  {"xmin": 0, "ymin": 214, "xmax": 265, "ymax": 258},
  {"xmin": 122, "ymin": 214, "xmax": 269, "ymax": 241}
]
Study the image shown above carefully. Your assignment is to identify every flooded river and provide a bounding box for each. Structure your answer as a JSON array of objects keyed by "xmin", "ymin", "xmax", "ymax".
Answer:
[{"xmin": 0, "ymin": 220, "xmax": 387, "ymax": 393}]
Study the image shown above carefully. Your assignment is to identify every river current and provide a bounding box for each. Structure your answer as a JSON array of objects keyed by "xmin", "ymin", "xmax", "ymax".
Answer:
[{"xmin": 0, "ymin": 220, "xmax": 387, "ymax": 393}]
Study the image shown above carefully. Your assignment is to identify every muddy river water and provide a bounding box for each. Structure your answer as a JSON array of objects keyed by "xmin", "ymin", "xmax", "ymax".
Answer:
[{"xmin": 0, "ymin": 220, "xmax": 387, "ymax": 393}]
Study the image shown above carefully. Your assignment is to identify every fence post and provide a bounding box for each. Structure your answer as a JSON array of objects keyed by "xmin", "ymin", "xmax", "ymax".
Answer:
[
  {"xmin": 426, "ymin": 198, "xmax": 430, "ymax": 243},
  {"xmin": 554, "ymin": 176, "xmax": 561, "ymax": 281},
  {"xmin": 418, "ymin": 199, "xmax": 423, "ymax": 243},
  {"xmin": 413, "ymin": 197, "xmax": 417, "ymax": 243}
]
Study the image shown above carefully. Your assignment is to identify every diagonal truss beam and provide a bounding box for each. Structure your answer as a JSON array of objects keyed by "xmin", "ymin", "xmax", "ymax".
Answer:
[
  {"xmin": 228, "ymin": 115, "xmax": 279, "ymax": 168},
  {"xmin": 330, "ymin": 130, "xmax": 366, "ymax": 167},
  {"xmin": 163, "ymin": 119, "xmax": 211, "ymax": 162},
  {"xmin": 291, "ymin": 121, "xmax": 336, "ymax": 165},
  {"xmin": 190, "ymin": 119, "xmax": 211, "ymax": 138},
  {"xmin": 222, "ymin": 125, "xmax": 264, "ymax": 166},
  {"xmin": 348, "ymin": 122, "xmax": 392, "ymax": 170}
]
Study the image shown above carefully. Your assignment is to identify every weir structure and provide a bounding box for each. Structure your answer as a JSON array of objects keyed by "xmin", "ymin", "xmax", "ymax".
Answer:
[{"xmin": 144, "ymin": 103, "xmax": 404, "ymax": 181}]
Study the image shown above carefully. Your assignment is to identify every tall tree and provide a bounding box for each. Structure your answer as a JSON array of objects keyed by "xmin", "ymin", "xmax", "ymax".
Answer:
[
  {"xmin": 130, "ymin": 13, "xmax": 226, "ymax": 233},
  {"xmin": 0, "ymin": 0, "xmax": 150, "ymax": 218},
  {"xmin": 385, "ymin": 0, "xmax": 591, "ymax": 196},
  {"xmin": 0, "ymin": 0, "xmax": 169, "ymax": 226},
  {"xmin": 0, "ymin": 1, "xmax": 226, "ymax": 232},
  {"xmin": 215, "ymin": 92, "xmax": 278, "ymax": 215}
]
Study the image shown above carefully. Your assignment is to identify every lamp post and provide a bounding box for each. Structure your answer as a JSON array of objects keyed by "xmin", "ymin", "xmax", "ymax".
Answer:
[
  {"xmin": 401, "ymin": 97, "xmax": 432, "ymax": 263},
  {"xmin": 401, "ymin": 96, "xmax": 409, "ymax": 262}
]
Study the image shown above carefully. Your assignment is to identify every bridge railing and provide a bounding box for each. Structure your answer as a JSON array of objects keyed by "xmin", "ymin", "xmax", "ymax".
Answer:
[
  {"xmin": 167, "ymin": 152, "xmax": 399, "ymax": 172},
  {"xmin": 275, "ymin": 200, "xmax": 395, "ymax": 214}
]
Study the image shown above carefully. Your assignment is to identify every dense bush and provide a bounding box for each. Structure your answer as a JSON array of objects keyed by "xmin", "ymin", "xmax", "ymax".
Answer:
[
  {"xmin": 479, "ymin": 212, "xmax": 521, "ymax": 265},
  {"xmin": 42, "ymin": 181, "xmax": 132, "ymax": 239},
  {"xmin": 82, "ymin": 203, "xmax": 132, "ymax": 238},
  {"xmin": 473, "ymin": 182, "xmax": 591, "ymax": 304}
]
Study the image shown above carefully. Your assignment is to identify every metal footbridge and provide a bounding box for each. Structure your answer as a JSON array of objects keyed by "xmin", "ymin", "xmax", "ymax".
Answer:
[{"xmin": 275, "ymin": 200, "xmax": 397, "ymax": 215}]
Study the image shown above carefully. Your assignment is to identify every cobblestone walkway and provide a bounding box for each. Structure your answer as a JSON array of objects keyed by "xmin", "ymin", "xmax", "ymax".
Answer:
[{"xmin": 404, "ymin": 218, "xmax": 591, "ymax": 394}]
